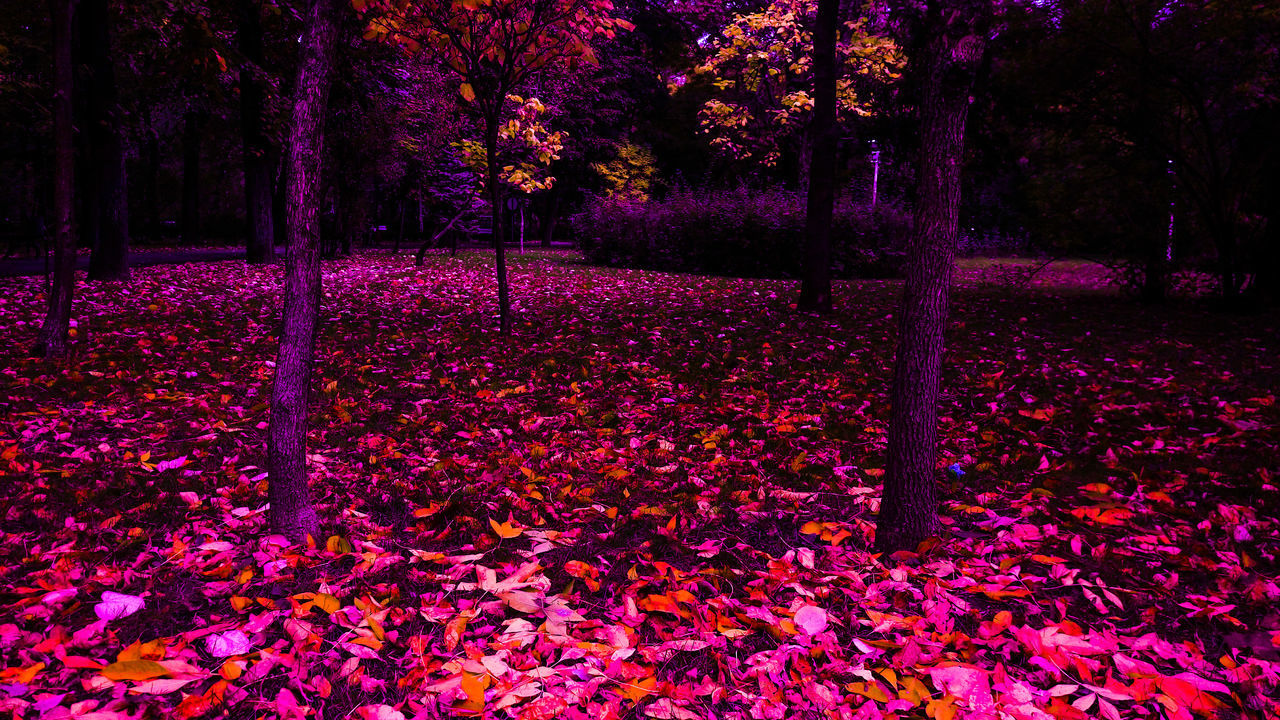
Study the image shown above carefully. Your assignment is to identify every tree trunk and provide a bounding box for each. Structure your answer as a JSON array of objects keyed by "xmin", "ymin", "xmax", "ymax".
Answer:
[
  {"xmin": 877, "ymin": 7, "xmax": 985, "ymax": 554},
  {"xmin": 143, "ymin": 107, "xmax": 162, "ymax": 245},
  {"xmin": 797, "ymin": 0, "xmax": 838, "ymax": 313},
  {"xmin": 541, "ymin": 183, "xmax": 560, "ymax": 248},
  {"xmin": 394, "ymin": 198, "xmax": 405, "ymax": 253},
  {"xmin": 182, "ymin": 109, "xmax": 206, "ymax": 246},
  {"xmin": 267, "ymin": 0, "xmax": 343, "ymax": 543},
  {"xmin": 486, "ymin": 118, "xmax": 512, "ymax": 335},
  {"xmin": 240, "ymin": 0, "xmax": 275, "ymax": 264},
  {"xmin": 415, "ymin": 197, "xmax": 471, "ymax": 266},
  {"xmin": 81, "ymin": 0, "xmax": 128, "ymax": 281},
  {"xmin": 273, "ymin": 158, "xmax": 288, "ymax": 248},
  {"xmin": 34, "ymin": 0, "xmax": 77, "ymax": 358}
]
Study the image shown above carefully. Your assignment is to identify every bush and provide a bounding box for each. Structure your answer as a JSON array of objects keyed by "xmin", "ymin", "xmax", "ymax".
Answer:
[{"xmin": 571, "ymin": 186, "xmax": 911, "ymax": 278}]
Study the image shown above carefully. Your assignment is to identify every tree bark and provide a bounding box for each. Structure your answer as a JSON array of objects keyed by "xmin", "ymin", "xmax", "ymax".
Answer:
[
  {"xmin": 182, "ymin": 109, "xmax": 207, "ymax": 246},
  {"xmin": 81, "ymin": 0, "xmax": 129, "ymax": 281},
  {"xmin": 142, "ymin": 106, "xmax": 162, "ymax": 245},
  {"xmin": 273, "ymin": 158, "xmax": 288, "ymax": 248},
  {"xmin": 34, "ymin": 0, "xmax": 78, "ymax": 358},
  {"xmin": 877, "ymin": 5, "xmax": 985, "ymax": 554},
  {"xmin": 267, "ymin": 0, "xmax": 343, "ymax": 543},
  {"xmin": 486, "ymin": 117, "xmax": 512, "ymax": 335},
  {"xmin": 240, "ymin": 0, "xmax": 275, "ymax": 264},
  {"xmin": 797, "ymin": 0, "xmax": 838, "ymax": 313},
  {"xmin": 541, "ymin": 183, "xmax": 560, "ymax": 248},
  {"xmin": 415, "ymin": 197, "xmax": 471, "ymax": 266}
]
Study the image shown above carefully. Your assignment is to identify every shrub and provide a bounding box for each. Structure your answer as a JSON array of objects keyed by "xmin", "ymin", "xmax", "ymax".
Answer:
[{"xmin": 571, "ymin": 186, "xmax": 911, "ymax": 278}]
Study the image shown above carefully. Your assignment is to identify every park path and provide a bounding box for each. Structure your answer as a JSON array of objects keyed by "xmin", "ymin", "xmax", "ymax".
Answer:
[{"xmin": 0, "ymin": 248, "xmax": 281, "ymax": 279}]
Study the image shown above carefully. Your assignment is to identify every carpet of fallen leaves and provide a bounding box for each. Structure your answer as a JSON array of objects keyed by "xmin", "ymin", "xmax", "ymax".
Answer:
[{"xmin": 1, "ymin": 251, "xmax": 1277, "ymax": 720}]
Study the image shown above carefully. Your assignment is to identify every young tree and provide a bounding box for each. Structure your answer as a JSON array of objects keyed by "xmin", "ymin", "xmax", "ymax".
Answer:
[
  {"xmin": 796, "ymin": 0, "xmax": 837, "ymax": 312},
  {"xmin": 694, "ymin": 0, "xmax": 901, "ymax": 178},
  {"xmin": 876, "ymin": 1, "xmax": 989, "ymax": 553},
  {"xmin": 267, "ymin": 0, "xmax": 346, "ymax": 543},
  {"xmin": 360, "ymin": 0, "xmax": 633, "ymax": 334},
  {"xmin": 33, "ymin": 0, "xmax": 77, "ymax": 358}
]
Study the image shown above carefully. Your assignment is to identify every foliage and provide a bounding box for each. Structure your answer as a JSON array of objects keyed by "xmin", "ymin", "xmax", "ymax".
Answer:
[
  {"xmin": 356, "ymin": 0, "xmax": 634, "ymax": 118},
  {"xmin": 453, "ymin": 95, "xmax": 567, "ymax": 194},
  {"xmin": 691, "ymin": 0, "xmax": 903, "ymax": 169},
  {"xmin": 572, "ymin": 186, "xmax": 910, "ymax": 278},
  {"xmin": 0, "ymin": 253, "xmax": 1277, "ymax": 718},
  {"xmin": 589, "ymin": 141, "xmax": 658, "ymax": 201},
  {"xmin": 989, "ymin": 0, "xmax": 1280, "ymax": 303}
]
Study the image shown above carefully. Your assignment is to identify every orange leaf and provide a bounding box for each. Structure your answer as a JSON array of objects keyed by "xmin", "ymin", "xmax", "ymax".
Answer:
[
  {"xmin": 638, "ymin": 594, "xmax": 680, "ymax": 614},
  {"xmin": 445, "ymin": 612, "xmax": 473, "ymax": 653},
  {"xmin": 618, "ymin": 676, "xmax": 657, "ymax": 703},
  {"xmin": 490, "ymin": 518, "xmax": 523, "ymax": 539},
  {"xmin": 8, "ymin": 663, "xmax": 44, "ymax": 684},
  {"xmin": 564, "ymin": 560, "xmax": 601, "ymax": 591},
  {"xmin": 458, "ymin": 671, "xmax": 486, "ymax": 713},
  {"xmin": 61, "ymin": 656, "xmax": 105, "ymax": 670}
]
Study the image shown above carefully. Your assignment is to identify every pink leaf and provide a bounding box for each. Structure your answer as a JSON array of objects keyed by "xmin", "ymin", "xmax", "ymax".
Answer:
[{"xmin": 794, "ymin": 605, "xmax": 828, "ymax": 635}]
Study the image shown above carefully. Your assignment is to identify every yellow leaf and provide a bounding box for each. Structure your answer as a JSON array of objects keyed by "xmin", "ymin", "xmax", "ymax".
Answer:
[
  {"xmin": 314, "ymin": 593, "xmax": 341, "ymax": 614},
  {"xmin": 846, "ymin": 681, "xmax": 890, "ymax": 702},
  {"xmin": 219, "ymin": 660, "xmax": 244, "ymax": 680},
  {"xmin": 926, "ymin": 695, "xmax": 958, "ymax": 720},
  {"xmin": 102, "ymin": 660, "xmax": 170, "ymax": 681},
  {"xmin": 459, "ymin": 83, "xmax": 476, "ymax": 102},
  {"xmin": 800, "ymin": 521, "xmax": 823, "ymax": 535},
  {"xmin": 326, "ymin": 535, "xmax": 354, "ymax": 554}
]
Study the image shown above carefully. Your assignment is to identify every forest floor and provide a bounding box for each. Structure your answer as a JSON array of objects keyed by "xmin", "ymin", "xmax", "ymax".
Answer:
[{"xmin": 0, "ymin": 250, "xmax": 1277, "ymax": 720}]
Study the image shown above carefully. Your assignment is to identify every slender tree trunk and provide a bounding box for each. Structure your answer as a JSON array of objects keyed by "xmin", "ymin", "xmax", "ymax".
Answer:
[
  {"xmin": 240, "ymin": 0, "xmax": 275, "ymax": 264},
  {"xmin": 273, "ymin": 158, "xmax": 288, "ymax": 248},
  {"xmin": 267, "ymin": 0, "xmax": 343, "ymax": 543},
  {"xmin": 394, "ymin": 198, "xmax": 405, "ymax": 253},
  {"xmin": 486, "ymin": 118, "xmax": 512, "ymax": 335},
  {"xmin": 541, "ymin": 183, "xmax": 560, "ymax": 248},
  {"xmin": 797, "ymin": 0, "xmax": 838, "ymax": 313},
  {"xmin": 143, "ymin": 108, "xmax": 161, "ymax": 245},
  {"xmin": 414, "ymin": 196, "xmax": 470, "ymax": 266},
  {"xmin": 81, "ymin": 0, "xmax": 128, "ymax": 281},
  {"xmin": 877, "ymin": 7, "xmax": 985, "ymax": 554},
  {"xmin": 182, "ymin": 109, "xmax": 206, "ymax": 246},
  {"xmin": 34, "ymin": 0, "xmax": 78, "ymax": 358}
]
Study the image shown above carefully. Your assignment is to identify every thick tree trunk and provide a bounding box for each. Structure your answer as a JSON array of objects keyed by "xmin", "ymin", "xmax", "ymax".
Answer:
[
  {"xmin": 34, "ymin": 0, "xmax": 77, "ymax": 358},
  {"xmin": 797, "ymin": 0, "xmax": 838, "ymax": 313},
  {"xmin": 486, "ymin": 119, "xmax": 512, "ymax": 335},
  {"xmin": 182, "ymin": 109, "xmax": 206, "ymax": 246},
  {"xmin": 240, "ymin": 0, "xmax": 275, "ymax": 264},
  {"xmin": 267, "ymin": 0, "xmax": 343, "ymax": 543},
  {"xmin": 81, "ymin": 0, "xmax": 128, "ymax": 281},
  {"xmin": 877, "ymin": 9, "xmax": 985, "ymax": 554}
]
